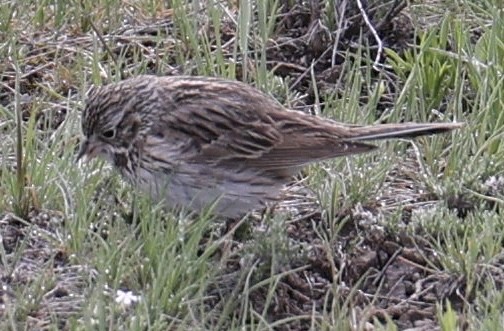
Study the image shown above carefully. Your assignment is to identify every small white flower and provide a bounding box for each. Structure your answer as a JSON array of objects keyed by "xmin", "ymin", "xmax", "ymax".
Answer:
[{"xmin": 115, "ymin": 290, "xmax": 141, "ymax": 307}]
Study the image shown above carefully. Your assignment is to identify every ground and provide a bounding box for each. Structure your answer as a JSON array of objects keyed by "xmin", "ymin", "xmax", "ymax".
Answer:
[{"xmin": 0, "ymin": 1, "xmax": 503, "ymax": 330}]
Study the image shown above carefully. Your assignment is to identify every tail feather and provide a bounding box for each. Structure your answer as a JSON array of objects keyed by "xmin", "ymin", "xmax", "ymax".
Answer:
[{"xmin": 345, "ymin": 122, "xmax": 464, "ymax": 141}]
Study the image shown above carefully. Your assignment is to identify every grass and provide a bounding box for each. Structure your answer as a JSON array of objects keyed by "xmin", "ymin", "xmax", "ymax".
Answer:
[{"xmin": 0, "ymin": 0, "xmax": 503, "ymax": 330}]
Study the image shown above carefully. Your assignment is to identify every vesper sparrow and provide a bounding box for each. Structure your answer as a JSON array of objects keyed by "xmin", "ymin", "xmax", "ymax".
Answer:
[{"xmin": 77, "ymin": 75, "xmax": 462, "ymax": 217}]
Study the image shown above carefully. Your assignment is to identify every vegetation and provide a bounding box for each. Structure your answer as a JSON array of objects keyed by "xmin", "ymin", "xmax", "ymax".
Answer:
[{"xmin": 0, "ymin": 0, "xmax": 503, "ymax": 330}]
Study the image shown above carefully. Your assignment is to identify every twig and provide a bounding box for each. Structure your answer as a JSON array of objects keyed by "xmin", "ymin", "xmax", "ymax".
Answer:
[
  {"xmin": 88, "ymin": 20, "xmax": 121, "ymax": 78},
  {"xmin": 356, "ymin": 0, "xmax": 384, "ymax": 71},
  {"xmin": 375, "ymin": 0, "xmax": 407, "ymax": 32}
]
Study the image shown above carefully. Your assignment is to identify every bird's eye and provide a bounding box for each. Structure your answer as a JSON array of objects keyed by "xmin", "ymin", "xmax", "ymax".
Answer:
[{"xmin": 102, "ymin": 129, "xmax": 116, "ymax": 139}]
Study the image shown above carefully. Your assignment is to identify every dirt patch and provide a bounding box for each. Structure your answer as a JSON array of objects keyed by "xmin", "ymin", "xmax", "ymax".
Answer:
[
  {"xmin": 0, "ymin": 211, "xmax": 96, "ymax": 329},
  {"xmin": 264, "ymin": 1, "xmax": 412, "ymax": 109}
]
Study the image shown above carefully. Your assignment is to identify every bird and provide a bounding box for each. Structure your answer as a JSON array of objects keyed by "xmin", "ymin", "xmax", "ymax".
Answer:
[{"xmin": 77, "ymin": 75, "xmax": 462, "ymax": 218}]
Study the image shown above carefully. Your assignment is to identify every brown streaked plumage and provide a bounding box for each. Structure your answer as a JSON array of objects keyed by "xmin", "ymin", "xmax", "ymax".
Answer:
[{"xmin": 77, "ymin": 75, "xmax": 463, "ymax": 217}]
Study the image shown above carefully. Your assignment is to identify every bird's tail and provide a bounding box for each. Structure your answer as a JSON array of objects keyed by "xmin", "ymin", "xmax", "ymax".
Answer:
[{"xmin": 345, "ymin": 122, "xmax": 463, "ymax": 141}]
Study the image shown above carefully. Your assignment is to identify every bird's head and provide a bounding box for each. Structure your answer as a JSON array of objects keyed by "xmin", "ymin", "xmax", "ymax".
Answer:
[{"xmin": 76, "ymin": 80, "xmax": 147, "ymax": 168}]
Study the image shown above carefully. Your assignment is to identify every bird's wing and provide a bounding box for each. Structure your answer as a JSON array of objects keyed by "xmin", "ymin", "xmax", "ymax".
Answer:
[
  {"xmin": 239, "ymin": 110, "xmax": 378, "ymax": 171},
  {"xmin": 151, "ymin": 95, "xmax": 283, "ymax": 163},
  {"xmin": 149, "ymin": 95, "xmax": 376, "ymax": 173}
]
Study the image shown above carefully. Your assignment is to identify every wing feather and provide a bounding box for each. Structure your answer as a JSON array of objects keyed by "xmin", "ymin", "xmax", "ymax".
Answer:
[{"xmin": 149, "ymin": 77, "xmax": 380, "ymax": 175}]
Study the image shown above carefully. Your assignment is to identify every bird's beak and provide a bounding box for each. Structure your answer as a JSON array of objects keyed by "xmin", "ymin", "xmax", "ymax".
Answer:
[
  {"xmin": 76, "ymin": 139, "xmax": 89, "ymax": 163},
  {"xmin": 76, "ymin": 139, "xmax": 101, "ymax": 163}
]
